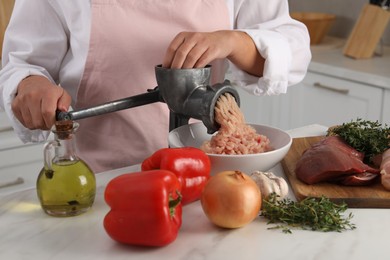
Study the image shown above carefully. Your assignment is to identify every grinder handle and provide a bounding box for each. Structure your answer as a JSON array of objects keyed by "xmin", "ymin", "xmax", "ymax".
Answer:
[{"xmin": 55, "ymin": 88, "xmax": 162, "ymax": 121}]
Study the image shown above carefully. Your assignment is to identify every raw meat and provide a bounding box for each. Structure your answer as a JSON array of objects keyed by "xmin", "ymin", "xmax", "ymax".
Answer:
[
  {"xmin": 380, "ymin": 149, "xmax": 390, "ymax": 190},
  {"xmin": 200, "ymin": 94, "xmax": 270, "ymax": 155},
  {"xmin": 295, "ymin": 136, "xmax": 380, "ymax": 185},
  {"xmin": 380, "ymin": 149, "xmax": 390, "ymax": 175}
]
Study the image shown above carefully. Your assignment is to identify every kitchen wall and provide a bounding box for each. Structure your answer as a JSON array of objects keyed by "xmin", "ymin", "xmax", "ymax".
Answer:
[{"xmin": 289, "ymin": 0, "xmax": 390, "ymax": 45}]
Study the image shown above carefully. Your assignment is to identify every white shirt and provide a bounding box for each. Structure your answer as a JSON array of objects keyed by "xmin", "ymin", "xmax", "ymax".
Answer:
[{"xmin": 0, "ymin": 0, "xmax": 311, "ymax": 143}]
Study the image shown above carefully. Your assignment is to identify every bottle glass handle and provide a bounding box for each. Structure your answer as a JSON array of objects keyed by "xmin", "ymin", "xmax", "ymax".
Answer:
[{"xmin": 43, "ymin": 140, "xmax": 59, "ymax": 172}]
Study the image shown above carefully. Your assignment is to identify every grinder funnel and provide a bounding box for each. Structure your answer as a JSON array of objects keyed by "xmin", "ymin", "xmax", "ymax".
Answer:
[{"xmin": 155, "ymin": 65, "xmax": 240, "ymax": 134}]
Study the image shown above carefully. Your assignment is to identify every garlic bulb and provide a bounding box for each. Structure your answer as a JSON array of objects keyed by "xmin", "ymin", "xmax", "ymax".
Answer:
[{"xmin": 249, "ymin": 171, "xmax": 289, "ymax": 199}]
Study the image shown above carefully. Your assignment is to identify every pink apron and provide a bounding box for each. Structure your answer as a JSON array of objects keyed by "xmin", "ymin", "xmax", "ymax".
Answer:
[{"xmin": 76, "ymin": 0, "xmax": 230, "ymax": 173}]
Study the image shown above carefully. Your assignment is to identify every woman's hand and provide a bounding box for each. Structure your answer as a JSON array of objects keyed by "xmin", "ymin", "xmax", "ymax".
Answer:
[
  {"xmin": 11, "ymin": 75, "xmax": 71, "ymax": 130},
  {"xmin": 162, "ymin": 30, "xmax": 264, "ymax": 77}
]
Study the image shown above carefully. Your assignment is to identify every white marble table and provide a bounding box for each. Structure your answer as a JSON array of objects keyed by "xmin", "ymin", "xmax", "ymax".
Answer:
[{"xmin": 1, "ymin": 125, "xmax": 390, "ymax": 260}]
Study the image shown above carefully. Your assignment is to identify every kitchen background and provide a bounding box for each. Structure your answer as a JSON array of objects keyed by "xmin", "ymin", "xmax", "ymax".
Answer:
[
  {"xmin": 1, "ymin": 0, "xmax": 390, "ymax": 195},
  {"xmin": 237, "ymin": 0, "xmax": 390, "ymax": 130},
  {"xmin": 289, "ymin": 0, "xmax": 390, "ymax": 44}
]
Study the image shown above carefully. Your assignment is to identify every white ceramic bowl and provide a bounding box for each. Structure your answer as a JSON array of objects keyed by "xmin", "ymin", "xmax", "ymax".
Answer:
[{"xmin": 168, "ymin": 122, "xmax": 292, "ymax": 175}]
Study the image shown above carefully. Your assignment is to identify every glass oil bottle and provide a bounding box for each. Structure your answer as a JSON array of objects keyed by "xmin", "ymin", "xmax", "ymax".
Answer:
[{"xmin": 36, "ymin": 120, "xmax": 96, "ymax": 217}]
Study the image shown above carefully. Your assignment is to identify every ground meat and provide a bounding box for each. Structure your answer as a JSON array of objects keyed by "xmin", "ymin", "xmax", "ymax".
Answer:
[{"xmin": 200, "ymin": 93, "xmax": 271, "ymax": 155}]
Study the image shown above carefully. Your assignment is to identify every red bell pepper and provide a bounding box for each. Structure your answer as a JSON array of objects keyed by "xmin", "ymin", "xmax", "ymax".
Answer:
[
  {"xmin": 103, "ymin": 170, "xmax": 182, "ymax": 247},
  {"xmin": 141, "ymin": 147, "xmax": 211, "ymax": 205}
]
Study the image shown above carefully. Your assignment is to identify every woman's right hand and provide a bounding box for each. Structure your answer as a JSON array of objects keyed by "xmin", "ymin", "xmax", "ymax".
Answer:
[{"xmin": 11, "ymin": 75, "xmax": 71, "ymax": 130}]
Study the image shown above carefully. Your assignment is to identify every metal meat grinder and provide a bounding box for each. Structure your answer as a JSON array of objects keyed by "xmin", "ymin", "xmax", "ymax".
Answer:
[{"xmin": 56, "ymin": 65, "xmax": 240, "ymax": 134}]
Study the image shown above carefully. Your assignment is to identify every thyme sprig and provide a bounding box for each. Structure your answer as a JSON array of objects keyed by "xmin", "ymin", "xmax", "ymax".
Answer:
[
  {"xmin": 261, "ymin": 193, "xmax": 356, "ymax": 234},
  {"xmin": 327, "ymin": 118, "xmax": 390, "ymax": 163}
]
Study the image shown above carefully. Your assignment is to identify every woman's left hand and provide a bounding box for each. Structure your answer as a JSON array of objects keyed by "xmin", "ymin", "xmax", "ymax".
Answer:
[{"xmin": 162, "ymin": 30, "xmax": 264, "ymax": 77}]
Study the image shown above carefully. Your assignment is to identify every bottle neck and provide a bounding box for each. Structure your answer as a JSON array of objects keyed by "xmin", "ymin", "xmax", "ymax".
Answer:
[{"xmin": 54, "ymin": 133, "xmax": 79, "ymax": 163}]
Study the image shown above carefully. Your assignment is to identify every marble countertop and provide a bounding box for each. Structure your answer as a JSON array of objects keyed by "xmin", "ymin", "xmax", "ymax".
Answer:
[
  {"xmin": 309, "ymin": 37, "xmax": 390, "ymax": 90},
  {"xmin": 1, "ymin": 124, "xmax": 390, "ymax": 260}
]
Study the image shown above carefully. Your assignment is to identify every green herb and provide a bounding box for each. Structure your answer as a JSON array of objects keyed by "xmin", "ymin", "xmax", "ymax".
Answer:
[
  {"xmin": 327, "ymin": 118, "xmax": 390, "ymax": 163},
  {"xmin": 261, "ymin": 193, "xmax": 356, "ymax": 233}
]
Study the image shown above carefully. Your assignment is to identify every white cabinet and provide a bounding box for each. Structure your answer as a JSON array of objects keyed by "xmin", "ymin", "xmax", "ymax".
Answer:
[
  {"xmin": 0, "ymin": 109, "xmax": 44, "ymax": 196},
  {"xmin": 238, "ymin": 72, "xmax": 384, "ymax": 130},
  {"xmin": 236, "ymin": 87, "xmax": 286, "ymax": 128},
  {"xmin": 239, "ymin": 38, "xmax": 390, "ymax": 130},
  {"xmin": 383, "ymin": 90, "xmax": 390, "ymax": 124},
  {"xmin": 284, "ymin": 72, "xmax": 383, "ymax": 129},
  {"xmin": 0, "ymin": 108, "xmax": 12, "ymax": 131},
  {"xmin": 0, "ymin": 139, "xmax": 43, "ymax": 196}
]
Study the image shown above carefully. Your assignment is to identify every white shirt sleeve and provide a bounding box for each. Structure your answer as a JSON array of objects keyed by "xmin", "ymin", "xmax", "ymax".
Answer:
[{"xmin": 228, "ymin": 0, "xmax": 311, "ymax": 96}]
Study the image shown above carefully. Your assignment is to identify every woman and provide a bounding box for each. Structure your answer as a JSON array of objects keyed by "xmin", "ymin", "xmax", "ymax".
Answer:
[{"xmin": 0, "ymin": 0, "xmax": 311, "ymax": 173}]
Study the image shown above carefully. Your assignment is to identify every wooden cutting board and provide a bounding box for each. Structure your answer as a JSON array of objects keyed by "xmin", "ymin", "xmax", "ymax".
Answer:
[{"xmin": 281, "ymin": 136, "xmax": 390, "ymax": 208}]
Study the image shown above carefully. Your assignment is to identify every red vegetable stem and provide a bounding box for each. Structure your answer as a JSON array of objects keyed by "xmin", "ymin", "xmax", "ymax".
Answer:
[{"xmin": 169, "ymin": 190, "xmax": 182, "ymax": 217}]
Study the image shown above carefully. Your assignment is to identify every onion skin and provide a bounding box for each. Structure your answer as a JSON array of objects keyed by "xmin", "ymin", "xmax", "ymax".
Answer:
[{"xmin": 200, "ymin": 170, "xmax": 262, "ymax": 229}]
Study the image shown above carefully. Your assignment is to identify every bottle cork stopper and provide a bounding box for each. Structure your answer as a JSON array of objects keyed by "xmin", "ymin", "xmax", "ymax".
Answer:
[{"xmin": 55, "ymin": 120, "xmax": 73, "ymax": 139}]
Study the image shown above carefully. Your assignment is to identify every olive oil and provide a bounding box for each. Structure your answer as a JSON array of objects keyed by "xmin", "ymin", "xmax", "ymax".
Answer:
[
  {"xmin": 37, "ymin": 160, "xmax": 96, "ymax": 217},
  {"xmin": 36, "ymin": 120, "xmax": 96, "ymax": 217}
]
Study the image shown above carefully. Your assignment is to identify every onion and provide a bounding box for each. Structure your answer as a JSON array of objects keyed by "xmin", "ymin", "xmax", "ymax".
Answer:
[{"xmin": 200, "ymin": 170, "xmax": 262, "ymax": 229}]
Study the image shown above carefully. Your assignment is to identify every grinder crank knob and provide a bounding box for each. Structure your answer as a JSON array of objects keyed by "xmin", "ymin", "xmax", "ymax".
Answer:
[{"xmin": 56, "ymin": 110, "xmax": 72, "ymax": 121}]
